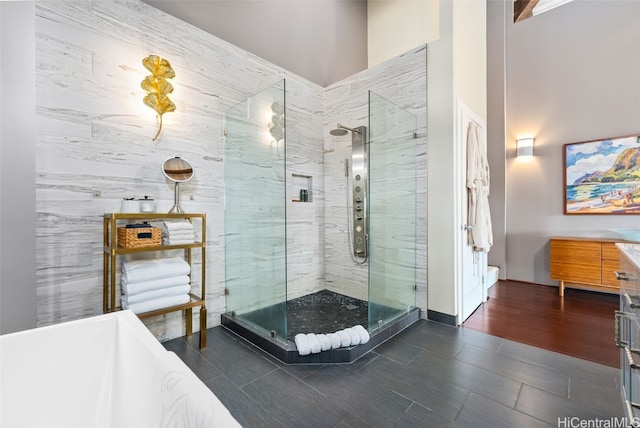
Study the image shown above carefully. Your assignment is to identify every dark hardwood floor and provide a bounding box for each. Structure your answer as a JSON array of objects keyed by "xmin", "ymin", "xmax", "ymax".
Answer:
[{"xmin": 462, "ymin": 280, "xmax": 620, "ymax": 368}]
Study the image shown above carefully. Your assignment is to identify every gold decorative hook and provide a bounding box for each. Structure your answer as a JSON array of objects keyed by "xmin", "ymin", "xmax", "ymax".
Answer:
[{"xmin": 141, "ymin": 55, "xmax": 176, "ymax": 141}]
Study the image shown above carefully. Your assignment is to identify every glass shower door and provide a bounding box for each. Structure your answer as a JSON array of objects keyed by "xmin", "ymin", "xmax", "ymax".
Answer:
[
  {"xmin": 368, "ymin": 91, "xmax": 417, "ymax": 332},
  {"xmin": 224, "ymin": 80, "xmax": 287, "ymax": 343}
]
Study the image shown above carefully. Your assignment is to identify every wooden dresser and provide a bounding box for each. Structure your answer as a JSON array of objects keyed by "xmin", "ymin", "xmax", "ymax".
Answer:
[{"xmin": 549, "ymin": 236, "xmax": 626, "ymax": 296}]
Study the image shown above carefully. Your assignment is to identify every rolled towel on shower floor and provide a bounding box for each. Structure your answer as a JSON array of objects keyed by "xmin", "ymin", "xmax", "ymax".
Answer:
[
  {"xmin": 337, "ymin": 330, "xmax": 351, "ymax": 347},
  {"xmin": 306, "ymin": 333, "xmax": 322, "ymax": 354},
  {"xmin": 317, "ymin": 334, "xmax": 332, "ymax": 352},
  {"xmin": 327, "ymin": 332, "xmax": 342, "ymax": 349},
  {"xmin": 345, "ymin": 327, "xmax": 360, "ymax": 346},
  {"xmin": 353, "ymin": 324, "xmax": 370, "ymax": 344},
  {"xmin": 295, "ymin": 334, "xmax": 311, "ymax": 356}
]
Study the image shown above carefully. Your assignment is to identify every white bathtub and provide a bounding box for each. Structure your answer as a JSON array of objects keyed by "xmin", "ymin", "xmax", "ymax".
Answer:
[{"xmin": 1, "ymin": 310, "xmax": 240, "ymax": 428}]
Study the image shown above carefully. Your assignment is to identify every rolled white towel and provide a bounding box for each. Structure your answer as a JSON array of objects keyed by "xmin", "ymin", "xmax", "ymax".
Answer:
[
  {"xmin": 345, "ymin": 327, "xmax": 360, "ymax": 346},
  {"xmin": 327, "ymin": 333, "xmax": 341, "ymax": 349},
  {"xmin": 337, "ymin": 330, "xmax": 351, "ymax": 348},
  {"xmin": 317, "ymin": 334, "xmax": 332, "ymax": 352},
  {"xmin": 306, "ymin": 333, "xmax": 322, "ymax": 354},
  {"xmin": 295, "ymin": 334, "xmax": 311, "ymax": 356},
  {"xmin": 353, "ymin": 324, "xmax": 370, "ymax": 344}
]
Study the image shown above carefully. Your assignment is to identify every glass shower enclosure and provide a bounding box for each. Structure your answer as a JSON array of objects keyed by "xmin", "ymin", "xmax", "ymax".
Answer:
[
  {"xmin": 224, "ymin": 80, "xmax": 288, "ymax": 345},
  {"xmin": 368, "ymin": 91, "xmax": 417, "ymax": 332},
  {"xmin": 223, "ymin": 81, "xmax": 418, "ymax": 360}
]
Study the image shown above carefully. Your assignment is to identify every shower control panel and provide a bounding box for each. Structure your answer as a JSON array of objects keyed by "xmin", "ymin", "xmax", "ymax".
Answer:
[{"xmin": 351, "ymin": 126, "xmax": 368, "ymax": 258}]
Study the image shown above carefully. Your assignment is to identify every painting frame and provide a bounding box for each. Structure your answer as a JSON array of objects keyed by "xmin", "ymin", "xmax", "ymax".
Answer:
[{"xmin": 564, "ymin": 134, "xmax": 640, "ymax": 215}]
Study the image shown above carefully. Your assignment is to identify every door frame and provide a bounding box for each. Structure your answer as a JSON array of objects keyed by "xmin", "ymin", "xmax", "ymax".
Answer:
[{"xmin": 454, "ymin": 99, "xmax": 488, "ymax": 323}]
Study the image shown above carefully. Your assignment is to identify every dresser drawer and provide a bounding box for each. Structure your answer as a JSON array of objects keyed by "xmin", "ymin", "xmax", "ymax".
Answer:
[
  {"xmin": 549, "ymin": 239, "xmax": 601, "ymax": 285},
  {"xmin": 602, "ymin": 242, "xmax": 621, "ymax": 261}
]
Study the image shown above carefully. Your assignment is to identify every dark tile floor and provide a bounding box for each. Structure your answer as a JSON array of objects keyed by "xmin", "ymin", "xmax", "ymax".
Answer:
[{"xmin": 163, "ymin": 319, "xmax": 624, "ymax": 428}]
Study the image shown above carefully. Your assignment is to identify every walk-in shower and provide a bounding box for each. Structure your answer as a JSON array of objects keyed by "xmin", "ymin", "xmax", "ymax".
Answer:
[{"xmin": 222, "ymin": 80, "xmax": 419, "ymax": 363}]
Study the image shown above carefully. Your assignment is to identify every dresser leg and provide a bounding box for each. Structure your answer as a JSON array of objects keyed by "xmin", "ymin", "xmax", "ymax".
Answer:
[{"xmin": 559, "ymin": 281, "xmax": 565, "ymax": 297}]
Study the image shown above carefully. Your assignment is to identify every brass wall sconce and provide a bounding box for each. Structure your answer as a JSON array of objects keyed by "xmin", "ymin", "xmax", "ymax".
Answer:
[{"xmin": 141, "ymin": 55, "xmax": 176, "ymax": 141}]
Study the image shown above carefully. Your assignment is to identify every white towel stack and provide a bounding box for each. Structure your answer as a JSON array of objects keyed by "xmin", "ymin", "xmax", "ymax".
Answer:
[
  {"xmin": 295, "ymin": 324, "xmax": 370, "ymax": 356},
  {"xmin": 120, "ymin": 257, "xmax": 191, "ymax": 314},
  {"xmin": 162, "ymin": 221, "xmax": 195, "ymax": 245}
]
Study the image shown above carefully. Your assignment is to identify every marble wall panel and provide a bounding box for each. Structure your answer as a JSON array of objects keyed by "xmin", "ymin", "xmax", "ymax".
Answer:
[
  {"xmin": 35, "ymin": 0, "xmax": 427, "ymax": 341},
  {"xmin": 35, "ymin": 0, "xmax": 325, "ymax": 338},
  {"xmin": 322, "ymin": 45, "xmax": 428, "ymax": 314}
]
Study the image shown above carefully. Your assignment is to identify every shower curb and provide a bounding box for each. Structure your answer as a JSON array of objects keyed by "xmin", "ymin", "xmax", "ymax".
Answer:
[{"xmin": 221, "ymin": 307, "xmax": 420, "ymax": 364}]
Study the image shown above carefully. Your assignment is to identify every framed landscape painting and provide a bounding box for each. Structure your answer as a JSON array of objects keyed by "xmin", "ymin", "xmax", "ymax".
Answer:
[{"xmin": 564, "ymin": 134, "xmax": 640, "ymax": 214}]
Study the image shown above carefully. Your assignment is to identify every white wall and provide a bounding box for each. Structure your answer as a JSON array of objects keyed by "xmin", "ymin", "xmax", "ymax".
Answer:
[
  {"xmin": 453, "ymin": 1, "xmax": 486, "ymax": 120},
  {"xmin": 427, "ymin": 0, "xmax": 456, "ymax": 320},
  {"xmin": 504, "ymin": 0, "xmax": 640, "ymax": 285},
  {"xmin": 367, "ymin": 0, "xmax": 439, "ymax": 67},
  {"xmin": 486, "ymin": 0, "xmax": 507, "ymax": 279},
  {"xmin": 427, "ymin": 0, "xmax": 486, "ymax": 322},
  {"xmin": 0, "ymin": 1, "xmax": 37, "ymax": 334}
]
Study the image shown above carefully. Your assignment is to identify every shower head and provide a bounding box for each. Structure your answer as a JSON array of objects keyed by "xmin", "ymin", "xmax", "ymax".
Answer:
[
  {"xmin": 330, "ymin": 123, "xmax": 360, "ymax": 136},
  {"xmin": 330, "ymin": 128, "xmax": 349, "ymax": 136}
]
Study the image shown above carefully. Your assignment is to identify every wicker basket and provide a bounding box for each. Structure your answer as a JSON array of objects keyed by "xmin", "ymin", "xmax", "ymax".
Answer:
[{"xmin": 117, "ymin": 225, "xmax": 161, "ymax": 248}]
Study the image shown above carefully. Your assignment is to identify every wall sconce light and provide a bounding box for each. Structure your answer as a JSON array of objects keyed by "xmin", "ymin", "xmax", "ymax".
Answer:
[
  {"xmin": 269, "ymin": 102, "xmax": 284, "ymax": 142},
  {"xmin": 141, "ymin": 55, "xmax": 176, "ymax": 141},
  {"xmin": 516, "ymin": 137, "xmax": 535, "ymax": 157}
]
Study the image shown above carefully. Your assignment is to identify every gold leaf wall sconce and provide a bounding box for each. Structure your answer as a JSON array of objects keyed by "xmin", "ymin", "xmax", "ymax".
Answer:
[{"xmin": 141, "ymin": 55, "xmax": 176, "ymax": 141}]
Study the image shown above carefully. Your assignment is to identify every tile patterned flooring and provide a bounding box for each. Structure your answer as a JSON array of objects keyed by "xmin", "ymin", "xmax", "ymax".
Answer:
[{"xmin": 163, "ymin": 319, "xmax": 624, "ymax": 427}]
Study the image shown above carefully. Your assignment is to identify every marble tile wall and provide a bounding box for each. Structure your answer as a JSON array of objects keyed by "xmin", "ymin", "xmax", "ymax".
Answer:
[
  {"xmin": 35, "ymin": 0, "xmax": 324, "ymax": 340},
  {"xmin": 323, "ymin": 46, "xmax": 428, "ymax": 314},
  {"xmin": 35, "ymin": 0, "xmax": 427, "ymax": 342}
]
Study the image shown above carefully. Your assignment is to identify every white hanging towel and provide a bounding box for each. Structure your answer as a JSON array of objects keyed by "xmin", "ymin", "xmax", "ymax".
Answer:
[{"xmin": 466, "ymin": 121, "xmax": 493, "ymax": 252}]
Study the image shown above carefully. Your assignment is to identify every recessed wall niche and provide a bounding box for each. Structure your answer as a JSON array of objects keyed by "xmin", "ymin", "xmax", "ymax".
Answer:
[{"xmin": 292, "ymin": 174, "xmax": 312, "ymax": 202}]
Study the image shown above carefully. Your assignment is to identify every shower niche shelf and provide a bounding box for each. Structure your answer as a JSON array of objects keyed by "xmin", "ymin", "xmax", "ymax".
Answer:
[{"xmin": 291, "ymin": 173, "xmax": 312, "ymax": 202}]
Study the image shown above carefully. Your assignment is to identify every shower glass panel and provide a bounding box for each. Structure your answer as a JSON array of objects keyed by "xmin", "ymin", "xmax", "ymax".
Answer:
[
  {"xmin": 224, "ymin": 80, "xmax": 287, "ymax": 343},
  {"xmin": 367, "ymin": 91, "xmax": 417, "ymax": 331}
]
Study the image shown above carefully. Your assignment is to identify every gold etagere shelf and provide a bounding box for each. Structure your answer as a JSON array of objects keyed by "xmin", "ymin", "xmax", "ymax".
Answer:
[{"xmin": 103, "ymin": 212, "xmax": 207, "ymax": 348}]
